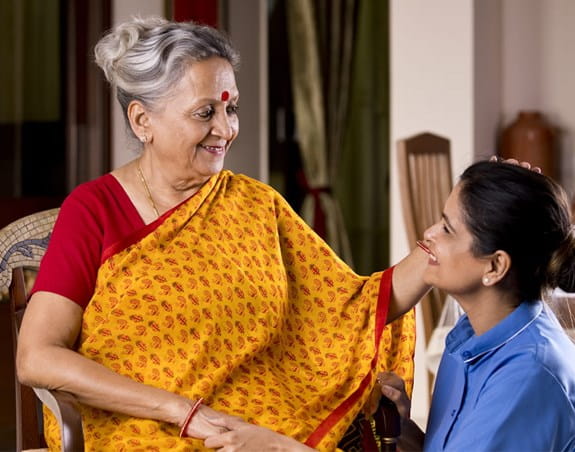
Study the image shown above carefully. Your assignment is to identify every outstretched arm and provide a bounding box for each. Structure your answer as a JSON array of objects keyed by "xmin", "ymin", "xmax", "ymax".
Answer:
[{"xmin": 387, "ymin": 245, "xmax": 430, "ymax": 323}]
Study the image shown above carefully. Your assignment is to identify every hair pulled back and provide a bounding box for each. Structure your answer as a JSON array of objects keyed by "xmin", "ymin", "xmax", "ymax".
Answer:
[
  {"xmin": 94, "ymin": 16, "xmax": 240, "ymax": 134},
  {"xmin": 459, "ymin": 161, "xmax": 575, "ymax": 301}
]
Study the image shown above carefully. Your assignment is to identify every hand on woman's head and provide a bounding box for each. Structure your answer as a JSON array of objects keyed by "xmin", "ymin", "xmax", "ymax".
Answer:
[{"xmin": 489, "ymin": 155, "xmax": 542, "ymax": 173}]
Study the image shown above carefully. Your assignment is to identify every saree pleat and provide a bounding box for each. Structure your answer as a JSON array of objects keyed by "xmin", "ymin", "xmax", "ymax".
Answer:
[{"xmin": 44, "ymin": 171, "xmax": 414, "ymax": 451}]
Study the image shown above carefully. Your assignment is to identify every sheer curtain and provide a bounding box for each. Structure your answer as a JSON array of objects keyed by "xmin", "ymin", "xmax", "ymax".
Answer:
[
  {"xmin": 286, "ymin": 0, "xmax": 390, "ymax": 273},
  {"xmin": 286, "ymin": 0, "xmax": 357, "ymax": 264}
]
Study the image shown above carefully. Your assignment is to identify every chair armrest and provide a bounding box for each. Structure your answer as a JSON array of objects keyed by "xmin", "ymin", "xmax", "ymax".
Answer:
[{"xmin": 33, "ymin": 388, "xmax": 84, "ymax": 452}]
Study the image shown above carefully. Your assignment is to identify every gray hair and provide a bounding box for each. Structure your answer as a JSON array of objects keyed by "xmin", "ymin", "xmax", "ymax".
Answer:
[{"xmin": 94, "ymin": 16, "xmax": 240, "ymax": 135}]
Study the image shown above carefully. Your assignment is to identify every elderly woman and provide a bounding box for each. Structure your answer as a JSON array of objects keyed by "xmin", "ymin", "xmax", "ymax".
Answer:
[
  {"xmin": 379, "ymin": 161, "xmax": 575, "ymax": 451},
  {"xmin": 16, "ymin": 17, "xmax": 427, "ymax": 451}
]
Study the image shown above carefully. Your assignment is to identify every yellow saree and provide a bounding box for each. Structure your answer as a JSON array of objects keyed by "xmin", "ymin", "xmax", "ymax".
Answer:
[{"xmin": 44, "ymin": 170, "xmax": 415, "ymax": 451}]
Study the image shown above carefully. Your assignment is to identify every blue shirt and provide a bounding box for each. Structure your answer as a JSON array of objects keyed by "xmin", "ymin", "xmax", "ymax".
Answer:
[{"xmin": 424, "ymin": 300, "xmax": 575, "ymax": 452}]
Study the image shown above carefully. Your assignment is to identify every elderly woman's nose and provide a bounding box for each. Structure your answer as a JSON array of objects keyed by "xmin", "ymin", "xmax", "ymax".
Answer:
[{"xmin": 212, "ymin": 111, "xmax": 234, "ymax": 139}]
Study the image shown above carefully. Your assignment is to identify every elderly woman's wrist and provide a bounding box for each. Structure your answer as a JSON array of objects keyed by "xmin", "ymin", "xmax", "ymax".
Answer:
[
  {"xmin": 178, "ymin": 397, "xmax": 204, "ymax": 437},
  {"xmin": 164, "ymin": 396, "xmax": 194, "ymax": 428}
]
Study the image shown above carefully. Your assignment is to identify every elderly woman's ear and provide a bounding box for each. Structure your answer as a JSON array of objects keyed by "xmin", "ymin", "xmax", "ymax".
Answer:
[{"xmin": 127, "ymin": 100, "xmax": 151, "ymax": 142}]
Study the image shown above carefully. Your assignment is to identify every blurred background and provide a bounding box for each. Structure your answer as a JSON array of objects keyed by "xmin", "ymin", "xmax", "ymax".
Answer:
[{"xmin": 1, "ymin": 0, "xmax": 574, "ymax": 449}]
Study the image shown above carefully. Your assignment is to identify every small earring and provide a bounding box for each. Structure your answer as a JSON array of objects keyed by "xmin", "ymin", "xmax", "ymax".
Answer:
[
  {"xmin": 140, "ymin": 135, "xmax": 147, "ymax": 143},
  {"xmin": 483, "ymin": 277, "xmax": 490, "ymax": 285}
]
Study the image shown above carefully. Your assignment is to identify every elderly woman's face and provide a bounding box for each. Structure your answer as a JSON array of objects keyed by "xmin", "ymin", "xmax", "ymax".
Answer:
[{"xmin": 147, "ymin": 57, "xmax": 239, "ymax": 182}]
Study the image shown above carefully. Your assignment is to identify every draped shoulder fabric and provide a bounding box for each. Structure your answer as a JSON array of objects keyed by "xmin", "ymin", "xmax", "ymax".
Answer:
[{"xmin": 44, "ymin": 171, "xmax": 415, "ymax": 451}]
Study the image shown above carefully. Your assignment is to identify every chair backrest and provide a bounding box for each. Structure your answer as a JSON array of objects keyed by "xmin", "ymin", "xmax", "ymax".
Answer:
[
  {"xmin": 397, "ymin": 132, "xmax": 453, "ymax": 345},
  {"xmin": 0, "ymin": 208, "xmax": 84, "ymax": 452},
  {"xmin": 0, "ymin": 208, "xmax": 59, "ymax": 451},
  {"xmin": 10, "ymin": 267, "xmax": 46, "ymax": 450}
]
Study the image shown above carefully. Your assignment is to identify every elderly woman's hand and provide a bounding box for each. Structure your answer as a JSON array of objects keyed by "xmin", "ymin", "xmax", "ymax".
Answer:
[
  {"xmin": 490, "ymin": 155, "xmax": 542, "ymax": 173},
  {"xmin": 203, "ymin": 416, "xmax": 316, "ymax": 451},
  {"xmin": 184, "ymin": 404, "xmax": 234, "ymax": 439}
]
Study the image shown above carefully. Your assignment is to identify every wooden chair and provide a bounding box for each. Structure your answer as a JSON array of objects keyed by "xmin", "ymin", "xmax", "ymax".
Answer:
[
  {"xmin": 397, "ymin": 132, "xmax": 453, "ymax": 347},
  {"xmin": 0, "ymin": 209, "xmax": 84, "ymax": 452}
]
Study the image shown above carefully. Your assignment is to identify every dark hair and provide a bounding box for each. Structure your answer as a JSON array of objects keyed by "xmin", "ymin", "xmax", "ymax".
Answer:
[{"xmin": 458, "ymin": 161, "xmax": 575, "ymax": 301}]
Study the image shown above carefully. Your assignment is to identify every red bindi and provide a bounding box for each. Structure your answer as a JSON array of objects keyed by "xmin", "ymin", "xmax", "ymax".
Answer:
[{"xmin": 221, "ymin": 90, "xmax": 230, "ymax": 101}]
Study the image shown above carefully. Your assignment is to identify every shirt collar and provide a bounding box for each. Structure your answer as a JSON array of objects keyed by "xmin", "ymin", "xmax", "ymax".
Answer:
[{"xmin": 445, "ymin": 300, "xmax": 543, "ymax": 363}]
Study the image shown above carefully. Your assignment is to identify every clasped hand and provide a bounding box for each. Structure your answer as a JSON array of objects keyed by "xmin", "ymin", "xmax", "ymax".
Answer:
[{"xmin": 185, "ymin": 405, "xmax": 315, "ymax": 451}]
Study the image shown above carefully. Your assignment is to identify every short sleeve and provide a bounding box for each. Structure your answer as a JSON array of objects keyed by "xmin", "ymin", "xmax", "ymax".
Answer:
[
  {"xmin": 31, "ymin": 175, "xmax": 144, "ymax": 308},
  {"xmin": 31, "ymin": 187, "xmax": 105, "ymax": 307}
]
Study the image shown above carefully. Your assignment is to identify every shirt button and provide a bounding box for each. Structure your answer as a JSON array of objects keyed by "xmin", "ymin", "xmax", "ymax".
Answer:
[
  {"xmin": 462, "ymin": 351, "xmax": 472, "ymax": 360},
  {"xmin": 451, "ymin": 409, "xmax": 456, "ymax": 417}
]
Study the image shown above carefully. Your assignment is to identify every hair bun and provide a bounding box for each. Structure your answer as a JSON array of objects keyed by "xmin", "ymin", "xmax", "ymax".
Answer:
[
  {"xmin": 94, "ymin": 16, "xmax": 168, "ymax": 86},
  {"xmin": 547, "ymin": 226, "xmax": 575, "ymax": 293}
]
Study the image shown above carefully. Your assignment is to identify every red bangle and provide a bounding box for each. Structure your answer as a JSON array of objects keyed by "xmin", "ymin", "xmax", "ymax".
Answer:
[{"xmin": 179, "ymin": 397, "xmax": 204, "ymax": 438}]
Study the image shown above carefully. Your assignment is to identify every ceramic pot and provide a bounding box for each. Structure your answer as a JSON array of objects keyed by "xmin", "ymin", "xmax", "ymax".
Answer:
[{"xmin": 500, "ymin": 111, "xmax": 557, "ymax": 179}]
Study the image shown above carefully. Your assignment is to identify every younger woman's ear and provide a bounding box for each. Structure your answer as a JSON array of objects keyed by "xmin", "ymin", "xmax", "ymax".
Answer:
[{"xmin": 483, "ymin": 250, "xmax": 511, "ymax": 285}]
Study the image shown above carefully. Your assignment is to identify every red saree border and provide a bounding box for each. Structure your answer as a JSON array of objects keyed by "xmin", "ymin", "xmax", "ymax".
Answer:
[
  {"xmin": 100, "ymin": 173, "xmax": 221, "ymax": 264},
  {"xmin": 304, "ymin": 266, "xmax": 394, "ymax": 448},
  {"xmin": 101, "ymin": 204, "xmax": 177, "ymax": 264}
]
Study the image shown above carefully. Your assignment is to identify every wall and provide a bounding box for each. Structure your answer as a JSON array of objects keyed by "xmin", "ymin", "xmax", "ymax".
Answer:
[
  {"xmin": 224, "ymin": 0, "xmax": 268, "ymax": 182},
  {"xmin": 501, "ymin": 0, "xmax": 575, "ymax": 196},
  {"xmin": 474, "ymin": 1, "xmax": 503, "ymax": 160}
]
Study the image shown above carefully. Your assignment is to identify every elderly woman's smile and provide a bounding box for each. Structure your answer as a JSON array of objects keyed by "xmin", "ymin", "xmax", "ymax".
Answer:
[{"xmin": 198, "ymin": 143, "xmax": 227, "ymax": 154}]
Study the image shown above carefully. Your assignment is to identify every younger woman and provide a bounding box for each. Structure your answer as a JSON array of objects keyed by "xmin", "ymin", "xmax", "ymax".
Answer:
[{"xmin": 380, "ymin": 160, "xmax": 575, "ymax": 451}]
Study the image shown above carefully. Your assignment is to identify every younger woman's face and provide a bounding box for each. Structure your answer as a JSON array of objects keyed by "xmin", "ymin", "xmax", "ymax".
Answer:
[{"xmin": 422, "ymin": 184, "xmax": 487, "ymax": 297}]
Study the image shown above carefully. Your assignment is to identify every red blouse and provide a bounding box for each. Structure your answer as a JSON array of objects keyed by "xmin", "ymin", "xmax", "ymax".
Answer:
[{"xmin": 31, "ymin": 174, "xmax": 144, "ymax": 308}]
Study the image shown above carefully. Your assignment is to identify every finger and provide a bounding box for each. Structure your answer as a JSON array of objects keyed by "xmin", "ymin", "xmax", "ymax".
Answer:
[
  {"xmin": 208, "ymin": 413, "xmax": 244, "ymax": 430},
  {"xmin": 377, "ymin": 372, "xmax": 405, "ymax": 391},
  {"xmin": 489, "ymin": 155, "xmax": 499, "ymax": 162},
  {"xmin": 223, "ymin": 416, "xmax": 247, "ymax": 430},
  {"xmin": 519, "ymin": 161, "xmax": 532, "ymax": 169},
  {"xmin": 381, "ymin": 384, "xmax": 402, "ymax": 403},
  {"xmin": 533, "ymin": 166, "xmax": 542, "ymax": 173},
  {"xmin": 381, "ymin": 385, "xmax": 410, "ymax": 419}
]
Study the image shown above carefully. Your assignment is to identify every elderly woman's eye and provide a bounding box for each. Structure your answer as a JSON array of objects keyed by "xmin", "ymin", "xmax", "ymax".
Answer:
[
  {"xmin": 227, "ymin": 104, "xmax": 239, "ymax": 115},
  {"xmin": 196, "ymin": 107, "xmax": 215, "ymax": 119}
]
